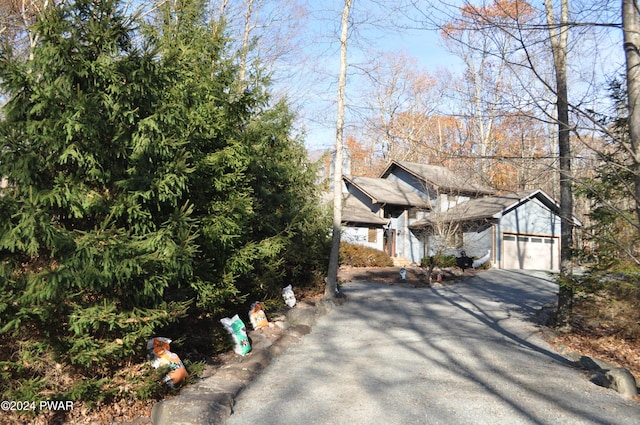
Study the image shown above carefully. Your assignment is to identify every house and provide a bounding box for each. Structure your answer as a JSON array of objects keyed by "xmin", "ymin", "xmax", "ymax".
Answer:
[
  {"xmin": 339, "ymin": 160, "xmax": 573, "ymax": 271},
  {"xmin": 409, "ymin": 189, "xmax": 577, "ymax": 271}
]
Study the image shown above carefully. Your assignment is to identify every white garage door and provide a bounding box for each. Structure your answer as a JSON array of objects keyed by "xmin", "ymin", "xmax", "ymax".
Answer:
[{"xmin": 502, "ymin": 234, "xmax": 560, "ymax": 270}]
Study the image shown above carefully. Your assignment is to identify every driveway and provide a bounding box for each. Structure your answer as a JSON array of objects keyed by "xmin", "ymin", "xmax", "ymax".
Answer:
[{"xmin": 225, "ymin": 270, "xmax": 640, "ymax": 425}]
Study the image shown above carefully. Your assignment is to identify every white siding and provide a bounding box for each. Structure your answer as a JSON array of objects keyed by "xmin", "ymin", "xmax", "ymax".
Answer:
[{"xmin": 342, "ymin": 226, "xmax": 384, "ymax": 252}]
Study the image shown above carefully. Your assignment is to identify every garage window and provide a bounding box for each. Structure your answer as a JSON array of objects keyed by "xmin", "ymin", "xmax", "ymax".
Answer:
[{"xmin": 531, "ymin": 237, "xmax": 542, "ymax": 243}]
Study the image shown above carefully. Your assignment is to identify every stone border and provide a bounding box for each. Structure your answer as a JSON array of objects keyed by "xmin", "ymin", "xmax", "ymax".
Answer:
[
  {"xmin": 537, "ymin": 302, "xmax": 638, "ymax": 400},
  {"xmin": 151, "ymin": 299, "xmax": 339, "ymax": 425}
]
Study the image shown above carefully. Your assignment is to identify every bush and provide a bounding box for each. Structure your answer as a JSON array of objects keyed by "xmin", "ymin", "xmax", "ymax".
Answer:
[
  {"xmin": 339, "ymin": 242, "xmax": 394, "ymax": 267},
  {"xmin": 420, "ymin": 253, "xmax": 492, "ymax": 270},
  {"xmin": 420, "ymin": 254, "xmax": 458, "ymax": 269}
]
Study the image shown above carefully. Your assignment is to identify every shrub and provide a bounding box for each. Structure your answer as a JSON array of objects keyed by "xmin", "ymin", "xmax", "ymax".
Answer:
[
  {"xmin": 420, "ymin": 254, "xmax": 458, "ymax": 269},
  {"xmin": 420, "ymin": 254, "xmax": 491, "ymax": 270},
  {"xmin": 339, "ymin": 242, "xmax": 394, "ymax": 267}
]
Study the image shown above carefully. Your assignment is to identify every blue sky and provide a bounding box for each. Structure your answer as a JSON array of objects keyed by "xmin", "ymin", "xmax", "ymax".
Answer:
[
  {"xmin": 295, "ymin": 0, "xmax": 625, "ymax": 153},
  {"xmin": 294, "ymin": 10, "xmax": 463, "ymax": 152}
]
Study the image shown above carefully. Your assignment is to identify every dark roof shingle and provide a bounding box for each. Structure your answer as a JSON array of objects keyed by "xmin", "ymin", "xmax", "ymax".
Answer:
[
  {"xmin": 383, "ymin": 160, "xmax": 495, "ymax": 195},
  {"xmin": 344, "ymin": 175, "xmax": 428, "ymax": 207}
]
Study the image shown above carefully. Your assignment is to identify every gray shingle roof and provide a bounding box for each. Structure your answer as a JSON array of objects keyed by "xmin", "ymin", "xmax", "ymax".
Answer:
[
  {"xmin": 409, "ymin": 190, "xmax": 556, "ymax": 227},
  {"xmin": 344, "ymin": 175, "xmax": 429, "ymax": 207},
  {"xmin": 383, "ymin": 160, "xmax": 495, "ymax": 195},
  {"xmin": 342, "ymin": 193, "xmax": 389, "ymax": 225}
]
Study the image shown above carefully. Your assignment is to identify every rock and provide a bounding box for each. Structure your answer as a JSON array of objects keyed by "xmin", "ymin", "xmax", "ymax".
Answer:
[
  {"xmin": 286, "ymin": 307, "xmax": 317, "ymax": 327},
  {"xmin": 578, "ymin": 355, "xmax": 618, "ymax": 371},
  {"xmin": 248, "ymin": 331, "xmax": 273, "ymax": 351},
  {"xmin": 574, "ymin": 355, "xmax": 638, "ymax": 399},
  {"xmin": 589, "ymin": 372, "xmax": 611, "ymax": 388},
  {"xmin": 536, "ymin": 302, "xmax": 557, "ymax": 326},
  {"xmin": 606, "ymin": 368, "xmax": 638, "ymax": 399}
]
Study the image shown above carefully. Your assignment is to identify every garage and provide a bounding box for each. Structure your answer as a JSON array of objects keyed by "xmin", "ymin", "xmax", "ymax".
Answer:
[{"xmin": 502, "ymin": 233, "xmax": 560, "ymax": 270}]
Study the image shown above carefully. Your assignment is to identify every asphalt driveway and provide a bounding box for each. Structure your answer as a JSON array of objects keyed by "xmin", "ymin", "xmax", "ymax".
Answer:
[{"xmin": 225, "ymin": 270, "xmax": 640, "ymax": 425}]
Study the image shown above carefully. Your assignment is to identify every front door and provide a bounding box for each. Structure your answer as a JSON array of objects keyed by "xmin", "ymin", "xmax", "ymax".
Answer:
[{"xmin": 384, "ymin": 228, "xmax": 396, "ymax": 257}]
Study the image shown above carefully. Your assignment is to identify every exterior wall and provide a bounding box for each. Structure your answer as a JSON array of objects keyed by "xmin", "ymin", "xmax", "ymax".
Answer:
[
  {"xmin": 423, "ymin": 234, "xmax": 457, "ymax": 257},
  {"xmin": 405, "ymin": 211, "xmax": 428, "ymax": 264},
  {"xmin": 420, "ymin": 225, "xmax": 492, "ymax": 261},
  {"xmin": 439, "ymin": 194, "xmax": 470, "ymax": 212},
  {"xmin": 395, "ymin": 213, "xmax": 406, "ymax": 259},
  {"xmin": 500, "ymin": 198, "xmax": 560, "ymax": 236},
  {"xmin": 342, "ymin": 226, "xmax": 385, "ymax": 252},
  {"xmin": 461, "ymin": 224, "xmax": 493, "ymax": 260},
  {"xmin": 385, "ymin": 167, "xmax": 426, "ymax": 194},
  {"xmin": 385, "ymin": 208, "xmax": 429, "ymax": 264}
]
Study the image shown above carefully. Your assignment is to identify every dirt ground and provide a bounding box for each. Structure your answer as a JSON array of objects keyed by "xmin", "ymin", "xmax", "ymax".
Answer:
[{"xmin": 337, "ymin": 265, "xmax": 481, "ymax": 287}]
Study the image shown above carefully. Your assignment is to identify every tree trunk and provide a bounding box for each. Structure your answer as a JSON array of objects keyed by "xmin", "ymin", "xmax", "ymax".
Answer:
[
  {"xmin": 545, "ymin": 0, "xmax": 574, "ymax": 328},
  {"xmin": 325, "ymin": 0, "xmax": 353, "ymax": 299},
  {"xmin": 623, "ymin": 0, "xmax": 640, "ymax": 226},
  {"xmin": 238, "ymin": 0, "xmax": 254, "ymax": 85}
]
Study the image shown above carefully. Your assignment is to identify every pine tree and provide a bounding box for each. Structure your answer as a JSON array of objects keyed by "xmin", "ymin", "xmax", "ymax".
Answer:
[
  {"xmin": 0, "ymin": 0, "xmax": 197, "ymax": 397},
  {"xmin": 0, "ymin": 0, "xmax": 329, "ymax": 403},
  {"xmin": 148, "ymin": 0, "xmax": 329, "ymax": 310}
]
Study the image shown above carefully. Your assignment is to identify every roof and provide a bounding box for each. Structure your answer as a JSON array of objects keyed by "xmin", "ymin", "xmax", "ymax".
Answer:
[
  {"xmin": 381, "ymin": 160, "xmax": 495, "ymax": 196},
  {"xmin": 342, "ymin": 193, "xmax": 389, "ymax": 225},
  {"xmin": 344, "ymin": 175, "xmax": 429, "ymax": 207},
  {"xmin": 409, "ymin": 189, "xmax": 566, "ymax": 228}
]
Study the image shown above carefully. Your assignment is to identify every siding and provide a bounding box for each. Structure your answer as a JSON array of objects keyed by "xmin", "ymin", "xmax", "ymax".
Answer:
[
  {"xmin": 342, "ymin": 226, "xmax": 384, "ymax": 252},
  {"xmin": 501, "ymin": 198, "xmax": 560, "ymax": 236}
]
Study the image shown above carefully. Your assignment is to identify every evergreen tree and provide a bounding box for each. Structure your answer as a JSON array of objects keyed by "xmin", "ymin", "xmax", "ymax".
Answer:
[
  {"xmin": 0, "ymin": 0, "xmax": 329, "ymax": 404},
  {"xmin": 148, "ymin": 0, "xmax": 329, "ymax": 311},
  {"xmin": 579, "ymin": 78, "xmax": 640, "ymax": 270},
  {"xmin": 0, "ymin": 0, "xmax": 196, "ymax": 398}
]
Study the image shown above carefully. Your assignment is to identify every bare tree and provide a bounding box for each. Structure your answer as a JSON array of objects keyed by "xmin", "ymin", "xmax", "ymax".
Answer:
[
  {"xmin": 623, "ymin": 0, "xmax": 640, "ymax": 226},
  {"xmin": 357, "ymin": 51, "xmax": 441, "ymax": 161},
  {"xmin": 440, "ymin": 1, "xmax": 534, "ymax": 179},
  {"xmin": 325, "ymin": 0, "xmax": 353, "ymax": 299},
  {"xmin": 0, "ymin": 0, "xmax": 54, "ymax": 61}
]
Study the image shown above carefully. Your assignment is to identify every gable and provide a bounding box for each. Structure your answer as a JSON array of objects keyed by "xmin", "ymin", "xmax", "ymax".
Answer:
[
  {"xmin": 501, "ymin": 197, "xmax": 560, "ymax": 236},
  {"xmin": 408, "ymin": 189, "xmax": 569, "ymax": 230},
  {"xmin": 344, "ymin": 175, "xmax": 428, "ymax": 207},
  {"xmin": 381, "ymin": 160, "xmax": 495, "ymax": 196}
]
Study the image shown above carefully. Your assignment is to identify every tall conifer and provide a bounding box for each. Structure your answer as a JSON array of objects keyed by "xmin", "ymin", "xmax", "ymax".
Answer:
[{"xmin": 0, "ymin": 0, "xmax": 196, "ymax": 390}]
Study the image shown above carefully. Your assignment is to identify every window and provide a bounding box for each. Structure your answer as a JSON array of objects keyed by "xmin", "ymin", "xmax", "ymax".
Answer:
[
  {"xmin": 368, "ymin": 228, "xmax": 377, "ymax": 243},
  {"xmin": 453, "ymin": 229, "xmax": 463, "ymax": 248}
]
